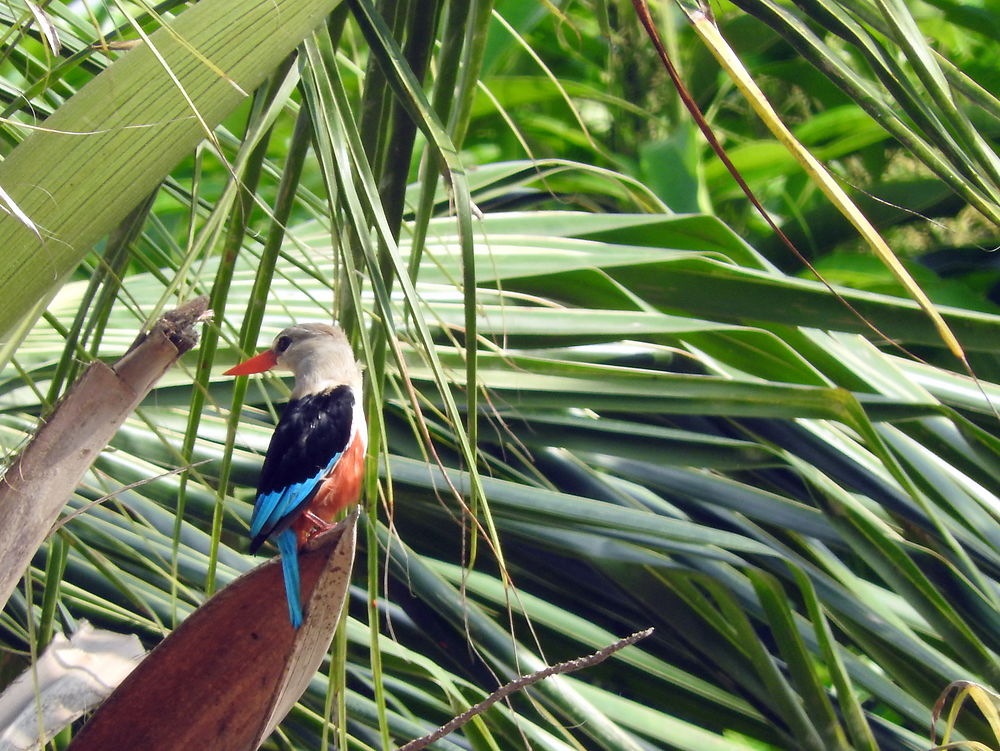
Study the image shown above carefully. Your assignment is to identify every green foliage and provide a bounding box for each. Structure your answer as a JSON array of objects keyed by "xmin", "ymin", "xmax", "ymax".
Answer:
[{"xmin": 1, "ymin": 0, "xmax": 999, "ymax": 750}]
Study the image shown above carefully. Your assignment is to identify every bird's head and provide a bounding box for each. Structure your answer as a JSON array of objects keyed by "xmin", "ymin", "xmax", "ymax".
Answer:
[{"xmin": 225, "ymin": 323, "xmax": 359, "ymax": 396}]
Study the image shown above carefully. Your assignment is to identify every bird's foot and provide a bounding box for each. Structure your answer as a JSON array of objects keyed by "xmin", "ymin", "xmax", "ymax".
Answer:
[{"xmin": 303, "ymin": 510, "xmax": 336, "ymax": 542}]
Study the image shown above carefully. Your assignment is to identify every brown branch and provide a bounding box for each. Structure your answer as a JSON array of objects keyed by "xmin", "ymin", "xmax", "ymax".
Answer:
[
  {"xmin": 0, "ymin": 297, "xmax": 211, "ymax": 609},
  {"xmin": 395, "ymin": 628, "xmax": 654, "ymax": 751}
]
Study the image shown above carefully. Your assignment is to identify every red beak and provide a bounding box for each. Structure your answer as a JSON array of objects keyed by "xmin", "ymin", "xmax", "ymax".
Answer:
[{"xmin": 224, "ymin": 349, "xmax": 279, "ymax": 376}]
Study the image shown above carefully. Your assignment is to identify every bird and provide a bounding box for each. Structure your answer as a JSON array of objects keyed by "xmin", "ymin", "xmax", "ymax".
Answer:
[{"xmin": 224, "ymin": 323, "xmax": 366, "ymax": 628}]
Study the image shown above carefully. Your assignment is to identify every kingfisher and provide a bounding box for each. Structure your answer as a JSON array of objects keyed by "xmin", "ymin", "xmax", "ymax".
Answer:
[{"xmin": 224, "ymin": 323, "xmax": 367, "ymax": 628}]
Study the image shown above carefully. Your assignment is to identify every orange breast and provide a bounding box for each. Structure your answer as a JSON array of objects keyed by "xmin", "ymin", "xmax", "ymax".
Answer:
[{"xmin": 293, "ymin": 432, "xmax": 366, "ymax": 546}]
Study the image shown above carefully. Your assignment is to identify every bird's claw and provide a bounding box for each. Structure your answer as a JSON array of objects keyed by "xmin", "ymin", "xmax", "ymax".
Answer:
[{"xmin": 303, "ymin": 510, "xmax": 336, "ymax": 542}]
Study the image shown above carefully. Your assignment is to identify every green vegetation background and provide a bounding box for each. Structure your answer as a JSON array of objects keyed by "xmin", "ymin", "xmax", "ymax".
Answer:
[{"xmin": 1, "ymin": 0, "xmax": 1000, "ymax": 748}]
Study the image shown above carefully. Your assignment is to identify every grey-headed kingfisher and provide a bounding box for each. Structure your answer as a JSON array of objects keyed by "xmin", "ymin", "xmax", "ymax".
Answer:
[{"xmin": 225, "ymin": 323, "xmax": 366, "ymax": 628}]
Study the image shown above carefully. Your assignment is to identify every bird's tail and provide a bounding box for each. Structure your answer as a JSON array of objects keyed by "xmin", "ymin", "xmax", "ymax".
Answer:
[{"xmin": 276, "ymin": 529, "xmax": 303, "ymax": 628}]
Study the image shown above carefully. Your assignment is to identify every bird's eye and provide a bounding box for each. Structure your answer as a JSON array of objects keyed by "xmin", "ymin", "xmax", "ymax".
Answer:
[{"xmin": 275, "ymin": 335, "xmax": 292, "ymax": 354}]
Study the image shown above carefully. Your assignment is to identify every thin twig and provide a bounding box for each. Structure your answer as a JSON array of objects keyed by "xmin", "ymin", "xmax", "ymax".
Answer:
[
  {"xmin": 395, "ymin": 627, "xmax": 654, "ymax": 751},
  {"xmin": 49, "ymin": 459, "xmax": 212, "ymax": 534}
]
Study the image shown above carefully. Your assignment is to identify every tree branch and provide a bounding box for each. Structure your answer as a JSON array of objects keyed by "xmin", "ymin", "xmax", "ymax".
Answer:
[
  {"xmin": 396, "ymin": 627, "xmax": 654, "ymax": 751},
  {"xmin": 0, "ymin": 297, "xmax": 210, "ymax": 609}
]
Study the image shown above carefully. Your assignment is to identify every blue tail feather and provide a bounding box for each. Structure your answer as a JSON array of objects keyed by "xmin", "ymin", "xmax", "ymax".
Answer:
[{"xmin": 276, "ymin": 529, "xmax": 303, "ymax": 628}]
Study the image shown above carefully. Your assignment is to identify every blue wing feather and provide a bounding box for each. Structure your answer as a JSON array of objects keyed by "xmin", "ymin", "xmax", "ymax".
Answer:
[{"xmin": 249, "ymin": 453, "xmax": 342, "ymax": 541}]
